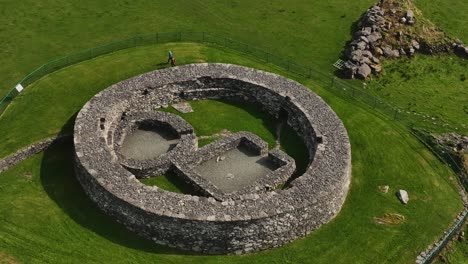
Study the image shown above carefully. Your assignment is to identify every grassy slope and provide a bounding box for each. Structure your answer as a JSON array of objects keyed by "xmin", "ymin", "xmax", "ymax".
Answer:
[
  {"xmin": 0, "ymin": 0, "xmax": 374, "ymax": 97},
  {"xmin": 417, "ymin": 0, "xmax": 468, "ymax": 43},
  {"xmin": 0, "ymin": 43, "xmax": 463, "ymax": 263},
  {"xmin": 366, "ymin": 54, "xmax": 468, "ymax": 132},
  {"xmin": 1, "ymin": 0, "xmax": 466, "ymax": 131}
]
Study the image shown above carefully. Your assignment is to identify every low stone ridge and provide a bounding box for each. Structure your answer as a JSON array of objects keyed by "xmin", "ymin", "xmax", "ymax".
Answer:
[
  {"xmin": 73, "ymin": 63, "xmax": 351, "ymax": 254},
  {"xmin": 0, "ymin": 135, "xmax": 71, "ymax": 173},
  {"xmin": 341, "ymin": 0, "xmax": 454, "ymax": 79}
]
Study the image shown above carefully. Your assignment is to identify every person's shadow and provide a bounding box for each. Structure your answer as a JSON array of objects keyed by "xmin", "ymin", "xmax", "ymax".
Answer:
[{"xmin": 40, "ymin": 113, "xmax": 193, "ymax": 255}]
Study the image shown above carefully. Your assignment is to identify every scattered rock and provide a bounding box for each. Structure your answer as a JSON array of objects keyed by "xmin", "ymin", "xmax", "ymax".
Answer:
[
  {"xmin": 405, "ymin": 10, "xmax": 414, "ymax": 20},
  {"xmin": 411, "ymin": 39, "xmax": 420, "ymax": 50},
  {"xmin": 374, "ymin": 46, "xmax": 383, "ymax": 55},
  {"xmin": 370, "ymin": 64, "xmax": 382, "ymax": 73},
  {"xmin": 379, "ymin": 185, "xmax": 389, "ymax": 193},
  {"xmin": 226, "ymin": 173, "xmax": 234, "ymax": 179},
  {"xmin": 397, "ymin": 189, "xmax": 409, "ymax": 204},
  {"xmin": 171, "ymin": 102, "xmax": 194, "ymax": 113}
]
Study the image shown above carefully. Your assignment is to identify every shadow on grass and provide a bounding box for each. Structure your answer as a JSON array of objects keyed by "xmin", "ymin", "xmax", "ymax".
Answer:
[{"xmin": 39, "ymin": 114, "xmax": 192, "ymax": 255}]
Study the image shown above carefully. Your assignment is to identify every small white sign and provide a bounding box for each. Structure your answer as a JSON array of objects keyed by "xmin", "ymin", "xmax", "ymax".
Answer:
[{"xmin": 15, "ymin": 84, "xmax": 24, "ymax": 93}]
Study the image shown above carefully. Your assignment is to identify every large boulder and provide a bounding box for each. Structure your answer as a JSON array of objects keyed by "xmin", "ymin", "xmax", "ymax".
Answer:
[
  {"xmin": 411, "ymin": 39, "xmax": 420, "ymax": 50},
  {"xmin": 367, "ymin": 32, "xmax": 382, "ymax": 43},
  {"xmin": 357, "ymin": 63, "xmax": 372, "ymax": 79},
  {"xmin": 397, "ymin": 190, "xmax": 409, "ymax": 204},
  {"xmin": 406, "ymin": 10, "xmax": 414, "ymax": 20}
]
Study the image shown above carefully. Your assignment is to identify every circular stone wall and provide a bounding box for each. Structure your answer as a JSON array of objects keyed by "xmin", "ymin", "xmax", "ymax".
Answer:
[{"xmin": 73, "ymin": 63, "xmax": 351, "ymax": 254}]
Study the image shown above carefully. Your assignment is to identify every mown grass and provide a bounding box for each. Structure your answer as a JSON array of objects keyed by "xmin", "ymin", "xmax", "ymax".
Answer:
[
  {"xmin": 162, "ymin": 100, "xmax": 277, "ymax": 148},
  {"xmin": 0, "ymin": 43, "xmax": 463, "ymax": 263},
  {"xmin": 367, "ymin": 54, "xmax": 468, "ymax": 133},
  {"xmin": 1, "ymin": 0, "xmax": 466, "ymax": 132},
  {"xmin": 417, "ymin": 0, "xmax": 468, "ymax": 43},
  {"xmin": 140, "ymin": 173, "xmax": 196, "ymax": 195}
]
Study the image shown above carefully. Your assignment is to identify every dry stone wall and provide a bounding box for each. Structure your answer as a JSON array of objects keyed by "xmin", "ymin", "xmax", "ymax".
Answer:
[{"xmin": 73, "ymin": 63, "xmax": 351, "ymax": 254}]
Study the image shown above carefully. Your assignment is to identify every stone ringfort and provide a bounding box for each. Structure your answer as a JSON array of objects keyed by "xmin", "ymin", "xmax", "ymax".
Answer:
[{"xmin": 73, "ymin": 63, "xmax": 351, "ymax": 254}]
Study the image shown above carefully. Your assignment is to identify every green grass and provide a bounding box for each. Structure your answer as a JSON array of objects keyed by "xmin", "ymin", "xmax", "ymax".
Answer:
[
  {"xmin": 140, "ymin": 174, "xmax": 197, "ymax": 195},
  {"xmin": 162, "ymin": 100, "xmax": 277, "ymax": 148},
  {"xmin": 197, "ymin": 137, "xmax": 221, "ymax": 148},
  {"xmin": 1, "ymin": 0, "xmax": 466, "ymax": 132},
  {"xmin": 366, "ymin": 54, "xmax": 468, "ymax": 133},
  {"xmin": 0, "ymin": 43, "xmax": 463, "ymax": 263},
  {"xmin": 418, "ymin": 0, "xmax": 468, "ymax": 43},
  {"xmin": 0, "ymin": 0, "xmax": 376, "ymax": 98}
]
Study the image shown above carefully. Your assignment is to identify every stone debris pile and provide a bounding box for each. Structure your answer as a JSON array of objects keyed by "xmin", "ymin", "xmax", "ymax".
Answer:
[{"xmin": 342, "ymin": 0, "xmax": 423, "ymax": 79}]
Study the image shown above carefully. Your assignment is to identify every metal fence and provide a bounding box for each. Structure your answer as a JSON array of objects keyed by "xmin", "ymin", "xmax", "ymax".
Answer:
[{"xmin": 0, "ymin": 31, "xmax": 466, "ymax": 261}]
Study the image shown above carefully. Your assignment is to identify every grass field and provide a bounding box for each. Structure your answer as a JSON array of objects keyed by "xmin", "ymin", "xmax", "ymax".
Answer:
[
  {"xmin": 1, "ymin": 0, "xmax": 466, "ymax": 132},
  {"xmin": 366, "ymin": 54, "xmax": 468, "ymax": 133},
  {"xmin": 0, "ymin": 43, "xmax": 463, "ymax": 263}
]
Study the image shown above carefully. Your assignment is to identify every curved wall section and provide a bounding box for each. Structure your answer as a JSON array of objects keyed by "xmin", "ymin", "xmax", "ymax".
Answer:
[{"xmin": 73, "ymin": 63, "xmax": 351, "ymax": 254}]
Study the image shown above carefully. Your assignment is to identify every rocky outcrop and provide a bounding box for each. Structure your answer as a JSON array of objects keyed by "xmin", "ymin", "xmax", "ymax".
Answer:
[{"xmin": 342, "ymin": 0, "xmax": 453, "ymax": 79}]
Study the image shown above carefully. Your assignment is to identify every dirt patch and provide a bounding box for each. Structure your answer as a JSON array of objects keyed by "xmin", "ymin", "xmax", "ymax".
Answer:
[
  {"xmin": 0, "ymin": 252, "xmax": 20, "ymax": 264},
  {"xmin": 23, "ymin": 172, "xmax": 32, "ymax": 180},
  {"xmin": 374, "ymin": 213, "xmax": 405, "ymax": 225}
]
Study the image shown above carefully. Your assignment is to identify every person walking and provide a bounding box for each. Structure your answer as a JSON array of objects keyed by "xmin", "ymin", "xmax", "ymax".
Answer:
[{"xmin": 167, "ymin": 50, "xmax": 173, "ymax": 64}]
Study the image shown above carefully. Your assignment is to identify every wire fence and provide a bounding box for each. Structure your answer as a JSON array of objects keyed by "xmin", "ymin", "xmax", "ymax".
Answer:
[{"xmin": 0, "ymin": 31, "xmax": 466, "ymax": 261}]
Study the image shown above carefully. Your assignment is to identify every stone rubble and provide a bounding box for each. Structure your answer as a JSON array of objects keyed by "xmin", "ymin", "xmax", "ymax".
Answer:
[{"xmin": 341, "ymin": 0, "xmax": 458, "ymax": 79}]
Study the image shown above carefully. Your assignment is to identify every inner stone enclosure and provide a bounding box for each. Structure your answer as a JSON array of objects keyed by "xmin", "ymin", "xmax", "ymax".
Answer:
[{"xmin": 74, "ymin": 63, "xmax": 351, "ymax": 254}]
